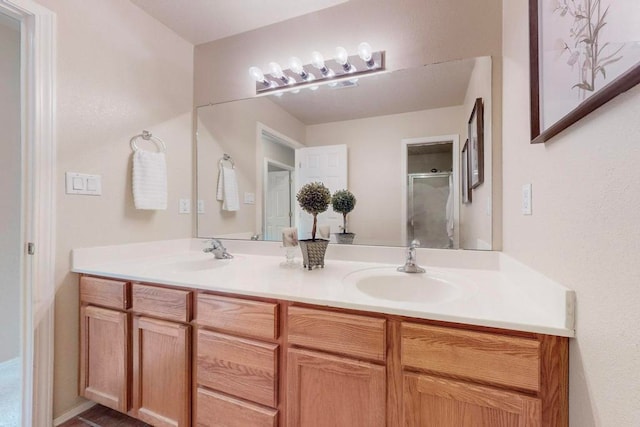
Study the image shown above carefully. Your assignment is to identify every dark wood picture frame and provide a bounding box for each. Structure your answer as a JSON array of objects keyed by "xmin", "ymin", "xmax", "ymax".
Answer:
[
  {"xmin": 468, "ymin": 98, "xmax": 484, "ymax": 189},
  {"xmin": 461, "ymin": 139, "xmax": 472, "ymax": 204},
  {"xmin": 529, "ymin": 0, "xmax": 640, "ymax": 144}
]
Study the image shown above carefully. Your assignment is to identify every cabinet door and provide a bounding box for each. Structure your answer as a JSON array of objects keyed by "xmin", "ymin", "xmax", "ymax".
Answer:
[
  {"xmin": 79, "ymin": 305, "xmax": 129, "ymax": 412},
  {"xmin": 403, "ymin": 373, "xmax": 542, "ymax": 427},
  {"xmin": 287, "ymin": 348, "xmax": 385, "ymax": 427},
  {"xmin": 131, "ymin": 316, "xmax": 191, "ymax": 427}
]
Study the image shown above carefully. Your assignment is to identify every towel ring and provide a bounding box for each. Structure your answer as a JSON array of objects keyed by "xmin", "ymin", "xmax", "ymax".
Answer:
[
  {"xmin": 219, "ymin": 153, "xmax": 235, "ymax": 169},
  {"xmin": 130, "ymin": 130, "xmax": 167, "ymax": 153}
]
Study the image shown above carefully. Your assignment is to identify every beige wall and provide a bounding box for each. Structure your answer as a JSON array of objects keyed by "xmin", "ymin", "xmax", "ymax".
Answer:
[
  {"xmin": 36, "ymin": 0, "xmax": 194, "ymax": 417},
  {"xmin": 0, "ymin": 14, "xmax": 21, "ymax": 364},
  {"xmin": 503, "ymin": 1, "xmax": 640, "ymax": 425},
  {"xmin": 196, "ymin": 98, "xmax": 305, "ymax": 238},
  {"xmin": 306, "ymin": 107, "xmax": 465, "ymax": 245}
]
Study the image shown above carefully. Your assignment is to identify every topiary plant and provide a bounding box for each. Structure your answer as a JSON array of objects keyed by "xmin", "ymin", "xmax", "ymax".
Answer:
[
  {"xmin": 296, "ymin": 182, "xmax": 331, "ymax": 240},
  {"xmin": 331, "ymin": 189, "xmax": 357, "ymax": 233}
]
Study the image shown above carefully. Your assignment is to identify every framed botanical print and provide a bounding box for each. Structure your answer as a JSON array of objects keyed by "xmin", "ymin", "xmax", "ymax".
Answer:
[
  {"xmin": 468, "ymin": 98, "xmax": 484, "ymax": 189},
  {"xmin": 529, "ymin": 0, "xmax": 640, "ymax": 143},
  {"xmin": 462, "ymin": 139, "xmax": 472, "ymax": 204}
]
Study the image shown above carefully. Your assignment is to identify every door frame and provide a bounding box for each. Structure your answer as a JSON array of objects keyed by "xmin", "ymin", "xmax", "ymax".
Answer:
[
  {"xmin": 400, "ymin": 135, "xmax": 459, "ymax": 248},
  {"xmin": 262, "ymin": 158, "xmax": 295, "ymax": 240},
  {"xmin": 0, "ymin": 0, "xmax": 56, "ymax": 425}
]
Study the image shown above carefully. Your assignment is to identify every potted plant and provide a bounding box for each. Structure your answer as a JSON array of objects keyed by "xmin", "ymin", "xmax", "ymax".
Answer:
[
  {"xmin": 296, "ymin": 182, "xmax": 331, "ymax": 270},
  {"xmin": 331, "ymin": 189, "xmax": 357, "ymax": 244}
]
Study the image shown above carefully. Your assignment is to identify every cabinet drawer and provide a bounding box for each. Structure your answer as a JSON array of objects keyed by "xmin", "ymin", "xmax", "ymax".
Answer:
[
  {"xmin": 131, "ymin": 284, "xmax": 192, "ymax": 323},
  {"xmin": 197, "ymin": 329, "xmax": 278, "ymax": 408},
  {"xmin": 196, "ymin": 388, "xmax": 277, "ymax": 427},
  {"xmin": 401, "ymin": 322, "xmax": 540, "ymax": 392},
  {"xmin": 196, "ymin": 293, "xmax": 278, "ymax": 340},
  {"xmin": 288, "ymin": 306, "xmax": 386, "ymax": 362},
  {"xmin": 80, "ymin": 276, "xmax": 129, "ymax": 310}
]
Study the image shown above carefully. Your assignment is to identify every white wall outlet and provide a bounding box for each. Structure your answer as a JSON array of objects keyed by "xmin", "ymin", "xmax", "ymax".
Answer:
[
  {"xmin": 65, "ymin": 172, "xmax": 102, "ymax": 195},
  {"xmin": 522, "ymin": 183, "xmax": 532, "ymax": 215},
  {"xmin": 197, "ymin": 199, "xmax": 205, "ymax": 214},
  {"xmin": 179, "ymin": 198, "xmax": 191, "ymax": 214},
  {"xmin": 244, "ymin": 192, "xmax": 255, "ymax": 204}
]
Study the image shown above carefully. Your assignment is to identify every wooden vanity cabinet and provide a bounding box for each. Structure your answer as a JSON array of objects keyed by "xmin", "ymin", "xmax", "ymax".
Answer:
[
  {"xmin": 286, "ymin": 306, "xmax": 387, "ymax": 427},
  {"xmin": 80, "ymin": 275, "xmax": 568, "ymax": 427},
  {"xmin": 194, "ymin": 293, "xmax": 280, "ymax": 427},
  {"xmin": 79, "ymin": 277, "xmax": 130, "ymax": 412},
  {"xmin": 400, "ymin": 322, "xmax": 568, "ymax": 427},
  {"xmin": 79, "ymin": 277, "xmax": 193, "ymax": 427},
  {"xmin": 130, "ymin": 284, "xmax": 192, "ymax": 427}
]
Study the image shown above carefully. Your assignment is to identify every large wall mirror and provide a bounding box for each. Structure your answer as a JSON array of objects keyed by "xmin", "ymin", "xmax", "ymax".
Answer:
[{"xmin": 197, "ymin": 56, "xmax": 493, "ymax": 250}]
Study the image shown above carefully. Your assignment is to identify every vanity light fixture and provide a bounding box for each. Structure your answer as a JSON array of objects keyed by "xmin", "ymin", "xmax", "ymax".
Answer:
[{"xmin": 249, "ymin": 42, "xmax": 385, "ymax": 95}]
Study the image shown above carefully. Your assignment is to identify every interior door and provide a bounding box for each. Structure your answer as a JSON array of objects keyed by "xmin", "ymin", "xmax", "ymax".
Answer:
[
  {"xmin": 295, "ymin": 145, "xmax": 347, "ymax": 240},
  {"xmin": 265, "ymin": 170, "xmax": 292, "ymax": 241}
]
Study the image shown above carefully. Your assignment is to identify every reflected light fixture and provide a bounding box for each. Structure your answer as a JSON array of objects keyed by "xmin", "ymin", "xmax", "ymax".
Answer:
[{"xmin": 249, "ymin": 42, "xmax": 385, "ymax": 95}]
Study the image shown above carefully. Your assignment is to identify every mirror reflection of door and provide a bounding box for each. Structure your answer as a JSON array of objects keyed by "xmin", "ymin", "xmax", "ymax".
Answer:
[
  {"xmin": 295, "ymin": 144, "xmax": 348, "ymax": 240},
  {"xmin": 406, "ymin": 142, "xmax": 455, "ymax": 249},
  {"xmin": 261, "ymin": 131, "xmax": 297, "ymax": 241},
  {"xmin": 265, "ymin": 162, "xmax": 294, "ymax": 241}
]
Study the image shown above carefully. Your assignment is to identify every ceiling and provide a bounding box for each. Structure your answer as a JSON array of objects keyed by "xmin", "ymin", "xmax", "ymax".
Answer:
[{"xmin": 130, "ymin": 0, "xmax": 349, "ymax": 45}]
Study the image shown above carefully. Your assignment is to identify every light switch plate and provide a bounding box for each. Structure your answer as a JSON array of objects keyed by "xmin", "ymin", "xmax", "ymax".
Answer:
[
  {"xmin": 244, "ymin": 192, "xmax": 255, "ymax": 204},
  {"xmin": 179, "ymin": 198, "xmax": 191, "ymax": 214},
  {"xmin": 522, "ymin": 183, "xmax": 532, "ymax": 215},
  {"xmin": 65, "ymin": 172, "xmax": 102, "ymax": 196},
  {"xmin": 197, "ymin": 199, "xmax": 205, "ymax": 214}
]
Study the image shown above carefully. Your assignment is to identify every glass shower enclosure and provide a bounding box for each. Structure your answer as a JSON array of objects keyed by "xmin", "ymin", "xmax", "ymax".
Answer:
[{"xmin": 407, "ymin": 172, "xmax": 453, "ymax": 249}]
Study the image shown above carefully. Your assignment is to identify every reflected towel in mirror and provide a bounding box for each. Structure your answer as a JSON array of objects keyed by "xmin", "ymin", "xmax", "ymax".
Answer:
[{"xmin": 217, "ymin": 165, "xmax": 239, "ymax": 211}]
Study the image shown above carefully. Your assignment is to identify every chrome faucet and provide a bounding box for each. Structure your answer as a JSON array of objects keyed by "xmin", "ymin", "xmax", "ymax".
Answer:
[
  {"xmin": 203, "ymin": 239, "xmax": 234, "ymax": 259},
  {"xmin": 397, "ymin": 239, "xmax": 425, "ymax": 273}
]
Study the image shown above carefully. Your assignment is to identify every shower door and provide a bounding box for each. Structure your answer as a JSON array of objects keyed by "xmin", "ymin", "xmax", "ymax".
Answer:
[{"xmin": 408, "ymin": 173, "xmax": 452, "ymax": 248}]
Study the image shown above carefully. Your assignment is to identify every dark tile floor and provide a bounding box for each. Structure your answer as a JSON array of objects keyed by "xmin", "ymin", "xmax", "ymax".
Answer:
[{"xmin": 58, "ymin": 405, "xmax": 151, "ymax": 427}]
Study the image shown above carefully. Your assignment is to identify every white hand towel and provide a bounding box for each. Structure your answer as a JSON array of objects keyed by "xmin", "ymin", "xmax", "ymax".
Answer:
[
  {"xmin": 219, "ymin": 165, "xmax": 240, "ymax": 211},
  {"xmin": 216, "ymin": 168, "xmax": 224, "ymax": 201},
  {"xmin": 445, "ymin": 174, "xmax": 454, "ymax": 239},
  {"xmin": 132, "ymin": 150, "xmax": 167, "ymax": 210}
]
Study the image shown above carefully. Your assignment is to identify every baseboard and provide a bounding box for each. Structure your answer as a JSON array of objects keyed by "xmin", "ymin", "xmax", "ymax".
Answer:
[{"xmin": 53, "ymin": 400, "xmax": 96, "ymax": 426}]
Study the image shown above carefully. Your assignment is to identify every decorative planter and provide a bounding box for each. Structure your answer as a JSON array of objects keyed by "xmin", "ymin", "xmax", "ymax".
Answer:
[
  {"xmin": 335, "ymin": 232, "xmax": 355, "ymax": 245},
  {"xmin": 298, "ymin": 239, "xmax": 329, "ymax": 270}
]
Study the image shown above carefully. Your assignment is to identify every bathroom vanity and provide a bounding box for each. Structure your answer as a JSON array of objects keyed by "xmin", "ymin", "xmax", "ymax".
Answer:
[{"xmin": 74, "ymin": 239, "xmax": 573, "ymax": 427}]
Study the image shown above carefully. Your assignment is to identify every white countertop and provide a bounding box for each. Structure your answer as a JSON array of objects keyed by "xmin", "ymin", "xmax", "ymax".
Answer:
[{"xmin": 72, "ymin": 239, "xmax": 575, "ymax": 337}]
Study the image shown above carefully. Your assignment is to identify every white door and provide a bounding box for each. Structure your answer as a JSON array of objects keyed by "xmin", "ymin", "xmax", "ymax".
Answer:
[
  {"xmin": 265, "ymin": 170, "xmax": 292, "ymax": 241},
  {"xmin": 295, "ymin": 145, "xmax": 347, "ymax": 240}
]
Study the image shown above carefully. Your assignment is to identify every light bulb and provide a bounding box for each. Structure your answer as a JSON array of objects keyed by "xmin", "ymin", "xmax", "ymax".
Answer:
[
  {"xmin": 358, "ymin": 42, "xmax": 373, "ymax": 61},
  {"xmin": 290, "ymin": 56, "xmax": 309, "ymax": 80},
  {"xmin": 334, "ymin": 46, "xmax": 349, "ymax": 65},
  {"xmin": 290, "ymin": 57, "xmax": 304, "ymax": 74},
  {"xmin": 311, "ymin": 51, "xmax": 325, "ymax": 69},
  {"xmin": 358, "ymin": 42, "xmax": 375, "ymax": 68},
  {"xmin": 269, "ymin": 62, "xmax": 284, "ymax": 79},
  {"xmin": 249, "ymin": 66, "xmax": 265, "ymax": 83}
]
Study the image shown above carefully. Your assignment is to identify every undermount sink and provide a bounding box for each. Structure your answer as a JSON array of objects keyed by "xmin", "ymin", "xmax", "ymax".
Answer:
[{"xmin": 344, "ymin": 268, "xmax": 469, "ymax": 303}]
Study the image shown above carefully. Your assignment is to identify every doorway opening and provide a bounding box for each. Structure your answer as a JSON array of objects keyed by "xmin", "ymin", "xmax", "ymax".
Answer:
[
  {"xmin": 401, "ymin": 135, "xmax": 460, "ymax": 249},
  {"xmin": 0, "ymin": 11, "xmax": 22, "ymax": 427}
]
